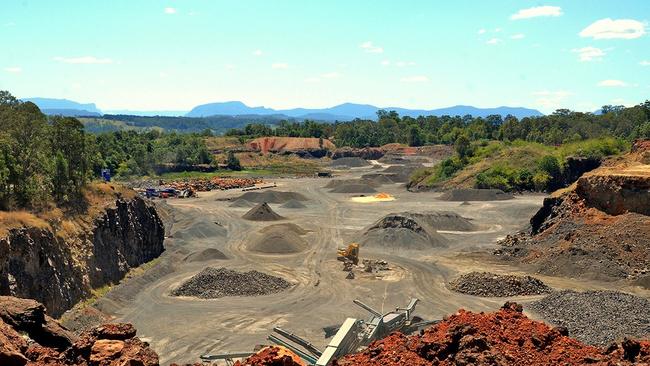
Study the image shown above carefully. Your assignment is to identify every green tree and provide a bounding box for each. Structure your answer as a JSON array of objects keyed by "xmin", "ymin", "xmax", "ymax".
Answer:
[
  {"xmin": 226, "ymin": 151, "xmax": 242, "ymax": 171},
  {"xmin": 455, "ymin": 134, "xmax": 471, "ymax": 159},
  {"xmin": 52, "ymin": 151, "xmax": 70, "ymax": 203}
]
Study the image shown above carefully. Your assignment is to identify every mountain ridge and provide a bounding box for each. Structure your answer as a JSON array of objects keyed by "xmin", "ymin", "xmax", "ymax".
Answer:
[{"xmin": 23, "ymin": 97, "xmax": 545, "ymax": 120}]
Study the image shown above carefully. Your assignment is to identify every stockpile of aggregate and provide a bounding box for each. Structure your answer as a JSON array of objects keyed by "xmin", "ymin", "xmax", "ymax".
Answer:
[
  {"xmin": 449, "ymin": 272, "xmax": 552, "ymax": 297},
  {"xmin": 238, "ymin": 190, "xmax": 308, "ymax": 204},
  {"xmin": 329, "ymin": 183, "xmax": 377, "ymax": 194},
  {"xmin": 172, "ymin": 219, "xmax": 227, "ymax": 240},
  {"xmin": 249, "ymin": 224, "xmax": 309, "ymax": 254},
  {"xmin": 529, "ymin": 290, "xmax": 650, "ymax": 346},
  {"xmin": 359, "ymin": 213, "xmax": 448, "ymax": 251},
  {"xmin": 325, "ymin": 178, "xmax": 380, "ymax": 189},
  {"xmin": 229, "ymin": 198, "xmax": 254, "ymax": 208},
  {"xmin": 183, "ymin": 248, "xmax": 228, "ymax": 262},
  {"xmin": 329, "ymin": 157, "xmax": 371, "ymax": 168},
  {"xmin": 439, "ymin": 188, "xmax": 513, "ymax": 201},
  {"xmin": 171, "ymin": 267, "xmax": 291, "ymax": 299},
  {"xmin": 361, "ymin": 173, "xmax": 396, "ymax": 185},
  {"xmin": 242, "ymin": 202, "xmax": 285, "ymax": 221}
]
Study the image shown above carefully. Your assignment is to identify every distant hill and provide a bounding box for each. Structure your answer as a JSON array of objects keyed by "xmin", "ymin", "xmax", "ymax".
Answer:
[
  {"xmin": 186, "ymin": 101, "xmax": 543, "ymax": 120},
  {"xmin": 22, "ymin": 98, "xmax": 102, "ymax": 116}
]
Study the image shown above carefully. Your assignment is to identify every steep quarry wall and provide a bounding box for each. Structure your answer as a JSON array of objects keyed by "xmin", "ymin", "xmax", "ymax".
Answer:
[
  {"xmin": 0, "ymin": 197, "xmax": 165, "ymax": 317},
  {"xmin": 496, "ymin": 140, "xmax": 650, "ymax": 283}
]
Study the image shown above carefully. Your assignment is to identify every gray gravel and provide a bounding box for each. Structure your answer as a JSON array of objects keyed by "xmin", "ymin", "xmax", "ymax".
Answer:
[
  {"xmin": 449, "ymin": 272, "xmax": 552, "ymax": 297},
  {"xmin": 172, "ymin": 267, "xmax": 291, "ymax": 299},
  {"xmin": 529, "ymin": 290, "xmax": 650, "ymax": 346}
]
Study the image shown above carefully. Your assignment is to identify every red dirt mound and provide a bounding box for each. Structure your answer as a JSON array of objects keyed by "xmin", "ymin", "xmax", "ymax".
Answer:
[
  {"xmin": 334, "ymin": 302, "xmax": 650, "ymax": 366},
  {"xmin": 233, "ymin": 346, "xmax": 305, "ymax": 366},
  {"xmin": 247, "ymin": 137, "xmax": 335, "ymax": 154}
]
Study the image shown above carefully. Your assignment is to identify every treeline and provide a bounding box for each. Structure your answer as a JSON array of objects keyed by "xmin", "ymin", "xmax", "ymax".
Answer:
[
  {"xmin": 95, "ymin": 130, "xmax": 213, "ymax": 177},
  {"xmin": 0, "ymin": 91, "xmax": 91, "ymax": 209},
  {"xmin": 0, "ymin": 91, "xmax": 215, "ymax": 210},
  {"xmin": 226, "ymin": 103, "xmax": 650, "ymax": 147}
]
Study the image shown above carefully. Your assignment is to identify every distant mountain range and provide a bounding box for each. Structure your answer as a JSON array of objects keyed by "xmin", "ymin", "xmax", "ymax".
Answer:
[
  {"xmin": 187, "ymin": 101, "xmax": 544, "ymax": 120},
  {"xmin": 22, "ymin": 98, "xmax": 102, "ymax": 117},
  {"xmin": 23, "ymin": 98, "xmax": 544, "ymax": 120}
]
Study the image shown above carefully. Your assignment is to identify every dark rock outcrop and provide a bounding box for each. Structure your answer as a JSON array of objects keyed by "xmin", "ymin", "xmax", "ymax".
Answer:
[{"xmin": 0, "ymin": 197, "xmax": 165, "ymax": 317}]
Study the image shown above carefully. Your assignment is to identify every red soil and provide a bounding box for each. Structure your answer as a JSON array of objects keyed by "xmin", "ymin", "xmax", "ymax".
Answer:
[{"xmin": 334, "ymin": 302, "xmax": 650, "ymax": 366}]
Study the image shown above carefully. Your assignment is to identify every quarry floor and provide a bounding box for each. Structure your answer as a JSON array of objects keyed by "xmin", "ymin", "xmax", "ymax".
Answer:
[{"xmin": 91, "ymin": 164, "xmax": 647, "ymax": 365}]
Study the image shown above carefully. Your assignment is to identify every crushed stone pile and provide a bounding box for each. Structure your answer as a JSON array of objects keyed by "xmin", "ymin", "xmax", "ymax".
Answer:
[
  {"xmin": 361, "ymin": 173, "xmax": 395, "ymax": 185},
  {"xmin": 408, "ymin": 211, "xmax": 477, "ymax": 231},
  {"xmin": 229, "ymin": 198, "xmax": 254, "ymax": 208},
  {"xmin": 242, "ymin": 202, "xmax": 285, "ymax": 221},
  {"xmin": 325, "ymin": 178, "xmax": 381, "ymax": 189},
  {"xmin": 172, "ymin": 267, "xmax": 291, "ymax": 299},
  {"xmin": 249, "ymin": 225, "xmax": 308, "ymax": 254},
  {"xmin": 358, "ymin": 212, "xmax": 452, "ymax": 251},
  {"xmin": 280, "ymin": 199, "xmax": 307, "ymax": 209},
  {"xmin": 449, "ymin": 272, "xmax": 552, "ymax": 297},
  {"xmin": 329, "ymin": 157, "xmax": 371, "ymax": 168},
  {"xmin": 172, "ymin": 220, "xmax": 227, "ymax": 240},
  {"xmin": 183, "ymin": 248, "xmax": 228, "ymax": 262},
  {"xmin": 238, "ymin": 190, "xmax": 308, "ymax": 204},
  {"xmin": 380, "ymin": 164, "xmax": 423, "ymax": 182},
  {"xmin": 259, "ymin": 223, "xmax": 308, "ymax": 235},
  {"xmin": 329, "ymin": 183, "xmax": 377, "ymax": 194},
  {"xmin": 529, "ymin": 290, "xmax": 650, "ymax": 346},
  {"xmin": 335, "ymin": 302, "xmax": 650, "ymax": 366},
  {"xmin": 439, "ymin": 188, "xmax": 513, "ymax": 201}
]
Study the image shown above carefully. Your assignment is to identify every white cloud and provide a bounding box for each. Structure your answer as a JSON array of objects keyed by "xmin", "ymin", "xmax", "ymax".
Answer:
[
  {"xmin": 478, "ymin": 29, "xmax": 486, "ymax": 35},
  {"xmin": 395, "ymin": 61, "xmax": 416, "ymax": 67},
  {"xmin": 510, "ymin": 33, "xmax": 525, "ymax": 39},
  {"xmin": 271, "ymin": 62, "xmax": 289, "ymax": 69},
  {"xmin": 4, "ymin": 22, "xmax": 15, "ymax": 27},
  {"xmin": 640, "ymin": 60, "xmax": 650, "ymax": 66},
  {"xmin": 598, "ymin": 79, "xmax": 627, "ymax": 87},
  {"xmin": 4, "ymin": 67, "xmax": 22, "ymax": 73},
  {"xmin": 252, "ymin": 49, "xmax": 263, "ymax": 56},
  {"xmin": 304, "ymin": 77, "xmax": 321, "ymax": 83},
  {"xmin": 360, "ymin": 41, "xmax": 383, "ymax": 54},
  {"xmin": 54, "ymin": 56, "xmax": 113, "ymax": 64},
  {"xmin": 164, "ymin": 7, "xmax": 177, "ymax": 14},
  {"xmin": 494, "ymin": 27, "xmax": 502, "ymax": 33},
  {"xmin": 321, "ymin": 72, "xmax": 341, "ymax": 79},
  {"xmin": 571, "ymin": 46, "xmax": 605, "ymax": 62},
  {"xmin": 511, "ymin": 6, "xmax": 562, "ymax": 20},
  {"xmin": 533, "ymin": 90, "xmax": 572, "ymax": 109},
  {"xmin": 486, "ymin": 38, "xmax": 501, "ymax": 45},
  {"xmin": 381, "ymin": 60, "xmax": 391, "ymax": 66},
  {"xmin": 400, "ymin": 75, "xmax": 429, "ymax": 83},
  {"xmin": 579, "ymin": 18, "xmax": 646, "ymax": 40},
  {"xmin": 225, "ymin": 64, "xmax": 236, "ymax": 70}
]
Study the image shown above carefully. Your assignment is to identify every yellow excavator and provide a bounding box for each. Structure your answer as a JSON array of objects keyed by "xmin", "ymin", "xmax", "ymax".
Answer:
[{"xmin": 337, "ymin": 243, "xmax": 359, "ymax": 265}]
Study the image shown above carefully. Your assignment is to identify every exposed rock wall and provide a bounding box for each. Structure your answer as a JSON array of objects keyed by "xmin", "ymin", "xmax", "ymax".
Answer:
[{"xmin": 0, "ymin": 197, "xmax": 165, "ymax": 317}]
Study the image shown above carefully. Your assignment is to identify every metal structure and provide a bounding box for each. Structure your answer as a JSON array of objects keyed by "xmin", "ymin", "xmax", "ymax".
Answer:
[
  {"xmin": 200, "ymin": 298, "xmax": 437, "ymax": 365},
  {"xmin": 270, "ymin": 298, "xmax": 435, "ymax": 366}
]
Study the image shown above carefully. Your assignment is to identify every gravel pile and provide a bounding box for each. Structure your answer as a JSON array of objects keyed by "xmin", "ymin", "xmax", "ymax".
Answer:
[
  {"xmin": 242, "ymin": 202, "xmax": 285, "ymax": 221},
  {"xmin": 529, "ymin": 290, "xmax": 650, "ymax": 346},
  {"xmin": 449, "ymin": 272, "xmax": 552, "ymax": 297},
  {"xmin": 439, "ymin": 188, "xmax": 513, "ymax": 201},
  {"xmin": 329, "ymin": 157, "xmax": 370, "ymax": 168},
  {"xmin": 172, "ymin": 267, "xmax": 291, "ymax": 299}
]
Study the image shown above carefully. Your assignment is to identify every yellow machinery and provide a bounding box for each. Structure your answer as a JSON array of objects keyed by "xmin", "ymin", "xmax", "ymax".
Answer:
[{"xmin": 337, "ymin": 243, "xmax": 359, "ymax": 265}]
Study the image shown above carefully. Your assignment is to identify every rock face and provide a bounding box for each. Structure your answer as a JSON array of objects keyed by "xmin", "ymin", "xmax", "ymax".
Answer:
[
  {"xmin": 0, "ymin": 197, "xmax": 165, "ymax": 317},
  {"xmin": 496, "ymin": 140, "xmax": 650, "ymax": 283},
  {"xmin": 0, "ymin": 296, "xmax": 158, "ymax": 366},
  {"xmin": 331, "ymin": 147, "xmax": 384, "ymax": 160}
]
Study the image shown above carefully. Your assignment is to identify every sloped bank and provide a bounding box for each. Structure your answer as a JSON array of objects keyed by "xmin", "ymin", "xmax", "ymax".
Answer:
[{"xmin": 0, "ymin": 196, "xmax": 165, "ymax": 317}]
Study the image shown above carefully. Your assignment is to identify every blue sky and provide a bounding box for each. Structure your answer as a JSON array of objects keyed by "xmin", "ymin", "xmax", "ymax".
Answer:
[{"xmin": 1, "ymin": 0, "xmax": 649, "ymax": 113}]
